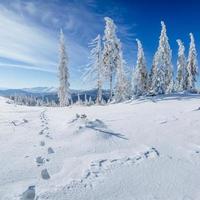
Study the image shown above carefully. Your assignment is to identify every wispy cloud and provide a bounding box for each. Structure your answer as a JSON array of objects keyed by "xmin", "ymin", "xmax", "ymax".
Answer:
[
  {"xmin": 0, "ymin": 0, "xmax": 136, "ymax": 88},
  {"xmin": 0, "ymin": 1, "xmax": 90, "ymax": 74},
  {"xmin": 0, "ymin": 7, "xmax": 56, "ymax": 70}
]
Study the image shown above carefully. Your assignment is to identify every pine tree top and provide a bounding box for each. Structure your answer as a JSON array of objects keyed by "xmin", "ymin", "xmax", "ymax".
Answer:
[
  {"xmin": 176, "ymin": 39, "xmax": 185, "ymax": 55},
  {"xmin": 189, "ymin": 33, "xmax": 196, "ymax": 53},
  {"xmin": 60, "ymin": 29, "xmax": 65, "ymax": 43},
  {"xmin": 136, "ymin": 39, "xmax": 145, "ymax": 59},
  {"xmin": 104, "ymin": 17, "xmax": 117, "ymax": 40}
]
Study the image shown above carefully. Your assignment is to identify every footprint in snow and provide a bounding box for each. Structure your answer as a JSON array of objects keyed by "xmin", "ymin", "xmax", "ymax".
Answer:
[
  {"xmin": 20, "ymin": 186, "xmax": 35, "ymax": 200},
  {"xmin": 194, "ymin": 107, "xmax": 200, "ymax": 111},
  {"xmin": 48, "ymin": 147, "xmax": 55, "ymax": 154},
  {"xmin": 45, "ymin": 135, "xmax": 53, "ymax": 139},
  {"xmin": 39, "ymin": 130, "xmax": 44, "ymax": 135},
  {"xmin": 40, "ymin": 141, "xmax": 45, "ymax": 146},
  {"xmin": 160, "ymin": 120, "xmax": 168, "ymax": 124},
  {"xmin": 36, "ymin": 156, "xmax": 45, "ymax": 165},
  {"xmin": 41, "ymin": 169, "xmax": 50, "ymax": 180},
  {"xmin": 23, "ymin": 119, "xmax": 28, "ymax": 123}
]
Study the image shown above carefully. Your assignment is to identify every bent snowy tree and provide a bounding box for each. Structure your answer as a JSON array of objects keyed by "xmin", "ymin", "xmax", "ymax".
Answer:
[
  {"xmin": 84, "ymin": 34, "xmax": 103, "ymax": 104},
  {"xmin": 102, "ymin": 17, "xmax": 122, "ymax": 101}
]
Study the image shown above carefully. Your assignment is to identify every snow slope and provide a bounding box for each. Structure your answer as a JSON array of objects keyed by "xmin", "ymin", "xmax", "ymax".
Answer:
[{"xmin": 0, "ymin": 95, "xmax": 200, "ymax": 199}]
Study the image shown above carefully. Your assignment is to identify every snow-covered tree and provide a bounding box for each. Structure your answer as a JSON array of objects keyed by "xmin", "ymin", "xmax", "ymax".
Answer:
[
  {"xmin": 76, "ymin": 93, "xmax": 82, "ymax": 105},
  {"xmin": 45, "ymin": 97, "xmax": 50, "ymax": 106},
  {"xmin": 84, "ymin": 93, "xmax": 88, "ymax": 105},
  {"xmin": 102, "ymin": 17, "xmax": 122, "ymax": 101},
  {"xmin": 132, "ymin": 39, "xmax": 148, "ymax": 96},
  {"xmin": 125, "ymin": 64, "xmax": 133, "ymax": 99},
  {"xmin": 58, "ymin": 29, "xmax": 70, "ymax": 107},
  {"xmin": 148, "ymin": 56, "xmax": 157, "ymax": 94},
  {"xmin": 50, "ymin": 100, "xmax": 57, "ymax": 107},
  {"xmin": 36, "ymin": 98, "xmax": 43, "ymax": 106},
  {"xmin": 186, "ymin": 33, "xmax": 198, "ymax": 91},
  {"xmin": 70, "ymin": 96, "xmax": 74, "ymax": 105},
  {"xmin": 150, "ymin": 21, "xmax": 173, "ymax": 94},
  {"xmin": 114, "ymin": 58, "xmax": 130, "ymax": 102},
  {"xmin": 175, "ymin": 39, "xmax": 187, "ymax": 91},
  {"xmin": 84, "ymin": 35, "xmax": 103, "ymax": 104},
  {"xmin": 88, "ymin": 96, "xmax": 94, "ymax": 105},
  {"xmin": 101, "ymin": 98, "xmax": 106, "ymax": 105}
]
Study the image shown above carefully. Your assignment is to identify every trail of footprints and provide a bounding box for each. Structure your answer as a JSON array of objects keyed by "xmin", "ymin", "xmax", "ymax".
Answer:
[
  {"xmin": 37, "ymin": 110, "xmax": 55, "ymax": 180},
  {"xmin": 22, "ymin": 112, "xmax": 159, "ymax": 199},
  {"xmin": 21, "ymin": 111, "xmax": 56, "ymax": 199},
  {"xmin": 63, "ymin": 147, "xmax": 160, "ymax": 191}
]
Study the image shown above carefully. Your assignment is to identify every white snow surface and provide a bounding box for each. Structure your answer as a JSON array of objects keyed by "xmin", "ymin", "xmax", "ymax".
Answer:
[{"xmin": 1, "ymin": 95, "xmax": 200, "ymax": 199}]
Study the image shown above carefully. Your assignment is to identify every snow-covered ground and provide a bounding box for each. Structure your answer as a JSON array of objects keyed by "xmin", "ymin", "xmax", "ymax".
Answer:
[{"xmin": 1, "ymin": 95, "xmax": 200, "ymax": 200}]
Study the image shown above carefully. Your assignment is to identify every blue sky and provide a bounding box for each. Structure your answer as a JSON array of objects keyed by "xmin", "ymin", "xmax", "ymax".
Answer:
[{"xmin": 0, "ymin": 0, "xmax": 199, "ymax": 89}]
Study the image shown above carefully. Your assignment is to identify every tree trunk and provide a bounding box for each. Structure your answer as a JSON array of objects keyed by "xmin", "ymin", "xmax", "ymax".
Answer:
[
  {"xmin": 109, "ymin": 75, "xmax": 113, "ymax": 101},
  {"xmin": 96, "ymin": 85, "xmax": 100, "ymax": 104}
]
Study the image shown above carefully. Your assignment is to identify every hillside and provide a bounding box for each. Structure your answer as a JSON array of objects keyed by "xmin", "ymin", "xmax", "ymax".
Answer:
[
  {"xmin": 0, "ymin": 87, "xmax": 110, "ymax": 103},
  {"xmin": 0, "ymin": 95, "xmax": 200, "ymax": 199}
]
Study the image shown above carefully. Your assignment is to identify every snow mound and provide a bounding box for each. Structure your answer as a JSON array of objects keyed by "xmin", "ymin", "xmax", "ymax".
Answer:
[{"xmin": 69, "ymin": 114, "xmax": 128, "ymax": 140}]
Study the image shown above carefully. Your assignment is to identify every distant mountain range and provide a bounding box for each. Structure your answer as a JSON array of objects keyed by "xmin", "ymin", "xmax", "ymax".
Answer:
[
  {"xmin": 0, "ymin": 87, "xmax": 86, "ymax": 96},
  {"xmin": 0, "ymin": 87, "xmax": 110, "ymax": 102},
  {"xmin": 22, "ymin": 87, "xmax": 57, "ymax": 94}
]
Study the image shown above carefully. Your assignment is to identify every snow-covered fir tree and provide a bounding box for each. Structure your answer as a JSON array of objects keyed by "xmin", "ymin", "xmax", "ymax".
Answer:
[
  {"xmin": 45, "ymin": 98, "xmax": 50, "ymax": 107},
  {"xmin": 76, "ymin": 93, "xmax": 82, "ymax": 105},
  {"xmin": 88, "ymin": 96, "xmax": 94, "ymax": 105},
  {"xmin": 114, "ymin": 58, "xmax": 130, "ymax": 102},
  {"xmin": 102, "ymin": 17, "xmax": 122, "ymax": 101},
  {"xmin": 69, "ymin": 96, "xmax": 74, "ymax": 105},
  {"xmin": 150, "ymin": 21, "xmax": 173, "ymax": 94},
  {"xmin": 36, "ymin": 98, "xmax": 43, "ymax": 106},
  {"xmin": 148, "ymin": 56, "xmax": 157, "ymax": 93},
  {"xmin": 186, "ymin": 33, "xmax": 198, "ymax": 91},
  {"xmin": 175, "ymin": 39, "xmax": 187, "ymax": 92},
  {"xmin": 58, "ymin": 29, "xmax": 70, "ymax": 107},
  {"xmin": 101, "ymin": 98, "xmax": 106, "ymax": 105},
  {"xmin": 84, "ymin": 93, "xmax": 88, "ymax": 105},
  {"xmin": 132, "ymin": 39, "xmax": 148, "ymax": 96},
  {"xmin": 51, "ymin": 100, "xmax": 57, "ymax": 107},
  {"xmin": 84, "ymin": 35, "xmax": 103, "ymax": 104},
  {"xmin": 112, "ymin": 32, "xmax": 131, "ymax": 102},
  {"xmin": 124, "ymin": 64, "xmax": 133, "ymax": 99}
]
